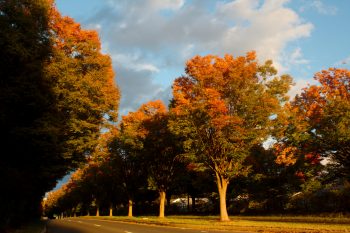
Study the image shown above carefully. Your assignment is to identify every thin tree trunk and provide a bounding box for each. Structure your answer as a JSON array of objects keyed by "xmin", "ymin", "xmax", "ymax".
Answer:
[
  {"xmin": 128, "ymin": 199, "xmax": 133, "ymax": 217},
  {"xmin": 159, "ymin": 190, "xmax": 166, "ymax": 218},
  {"xmin": 192, "ymin": 196, "xmax": 196, "ymax": 212},
  {"xmin": 187, "ymin": 194, "xmax": 190, "ymax": 212},
  {"xmin": 109, "ymin": 204, "xmax": 113, "ymax": 217},
  {"xmin": 96, "ymin": 205, "xmax": 100, "ymax": 217},
  {"xmin": 216, "ymin": 172, "xmax": 230, "ymax": 221}
]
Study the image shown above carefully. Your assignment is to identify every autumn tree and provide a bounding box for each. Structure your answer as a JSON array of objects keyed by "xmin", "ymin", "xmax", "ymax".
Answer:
[
  {"xmin": 289, "ymin": 68, "xmax": 350, "ymax": 181},
  {"xmin": 0, "ymin": 0, "xmax": 119, "ymax": 228},
  {"xmin": 43, "ymin": 140, "xmax": 122, "ymax": 218},
  {"xmin": 110, "ymin": 117, "xmax": 148, "ymax": 217},
  {"xmin": 116, "ymin": 100, "xmax": 182, "ymax": 218},
  {"xmin": 46, "ymin": 4, "xmax": 120, "ymax": 168},
  {"xmin": 141, "ymin": 101, "xmax": 183, "ymax": 218},
  {"xmin": 170, "ymin": 52, "xmax": 293, "ymax": 221}
]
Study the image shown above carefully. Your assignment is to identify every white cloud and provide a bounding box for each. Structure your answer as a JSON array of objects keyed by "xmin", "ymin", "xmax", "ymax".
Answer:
[
  {"xmin": 112, "ymin": 53, "xmax": 160, "ymax": 73},
  {"xmin": 217, "ymin": 0, "xmax": 313, "ymax": 69},
  {"xmin": 280, "ymin": 47, "xmax": 310, "ymax": 73},
  {"xmin": 289, "ymin": 48, "xmax": 309, "ymax": 65},
  {"xmin": 83, "ymin": 0, "xmax": 314, "ymax": 113},
  {"xmin": 115, "ymin": 66, "xmax": 163, "ymax": 116},
  {"xmin": 149, "ymin": 0, "xmax": 184, "ymax": 11},
  {"xmin": 311, "ymin": 0, "xmax": 337, "ymax": 15},
  {"xmin": 300, "ymin": 0, "xmax": 337, "ymax": 15}
]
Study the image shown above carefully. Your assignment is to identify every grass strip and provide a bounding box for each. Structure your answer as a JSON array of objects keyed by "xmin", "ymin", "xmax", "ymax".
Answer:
[{"xmin": 79, "ymin": 215, "xmax": 350, "ymax": 233}]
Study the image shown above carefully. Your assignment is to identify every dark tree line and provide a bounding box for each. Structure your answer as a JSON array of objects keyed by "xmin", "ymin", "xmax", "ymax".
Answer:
[{"xmin": 0, "ymin": 0, "xmax": 120, "ymax": 230}]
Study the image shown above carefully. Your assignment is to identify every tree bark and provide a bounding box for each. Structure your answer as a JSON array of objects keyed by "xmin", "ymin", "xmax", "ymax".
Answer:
[
  {"xmin": 192, "ymin": 196, "xmax": 196, "ymax": 212},
  {"xmin": 128, "ymin": 199, "xmax": 133, "ymax": 217},
  {"xmin": 96, "ymin": 205, "xmax": 100, "ymax": 217},
  {"xmin": 216, "ymin": 172, "xmax": 230, "ymax": 221},
  {"xmin": 159, "ymin": 190, "xmax": 166, "ymax": 218},
  {"xmin": 109, "ymin": 204, "xmax": 113, "ymax": 217},
  {"xmin": 187, "ymin": 194, "xmax": 190, "ymax": 212}
]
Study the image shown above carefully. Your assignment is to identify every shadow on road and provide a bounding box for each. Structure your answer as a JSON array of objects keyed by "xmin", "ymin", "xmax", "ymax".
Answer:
[{"xmin": 47, "ymin": 220, "xmax": 85, "ymax": 233}]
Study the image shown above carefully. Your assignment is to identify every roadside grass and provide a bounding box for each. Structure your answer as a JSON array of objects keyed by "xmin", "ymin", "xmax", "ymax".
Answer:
[
  {"xmin": 12, "ymin": 220, "xmax": 46, "ymax": 233},
  {"xmin": 80, "ymin": 215, "xmax": 350, "ymax": 233}
]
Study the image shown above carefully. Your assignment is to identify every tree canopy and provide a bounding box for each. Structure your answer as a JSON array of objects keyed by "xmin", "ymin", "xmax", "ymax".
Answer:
[
  {"xmin": 0, "ymin": 0, "xmax": 120, "ymax": 228},
  {"xmin": 169, "ymin": 52, "xmax": 293, "ymax": 220}
]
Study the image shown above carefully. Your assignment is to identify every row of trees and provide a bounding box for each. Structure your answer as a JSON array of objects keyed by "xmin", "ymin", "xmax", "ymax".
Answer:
[
  {"xmin": 45, "ymin": 52, "xmax": 350, "ymax": 221},
  {"xmin": 2, "ymin": 0, "xmax": 349, "ymax": 228},
  {"xmin": 0, "ymin": 0, "xmax": 120, "ymax": 230}
]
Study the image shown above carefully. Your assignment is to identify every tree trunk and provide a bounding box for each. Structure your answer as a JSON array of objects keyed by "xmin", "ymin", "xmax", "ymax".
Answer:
[
  {"xmin": 109, "ymin": 204, "xmax": 113, "ymax": 217},
  {"xmin": 192, "ymin": 196, "xmax": 196, "ymax": 212},
  {"xmin": 96, "ymin": 205, "xmax": 100, "ymax": 217},
  {"xmin": 187, "ymin": 194, "xmax": 190, "ymax": 212},
  {"xmin": 216, "ymin": 173, "xmax": 230, "ymax": 221},
  {"xmin": 159, "ymin": 190, "xmax": 166, "ymax": 218},
  {"xmin": 128, "ymin": 199, "xmax": 133, "ymax": 217}
]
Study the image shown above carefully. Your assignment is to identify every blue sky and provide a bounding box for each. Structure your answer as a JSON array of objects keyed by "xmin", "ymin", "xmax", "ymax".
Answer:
[
  {"xmin": 56, "ymin": 0, "xmax": 350, "ymax": 116},
  {"xmin": 52, "ymin": 0, "xmax": 350, "ymax": 189}
]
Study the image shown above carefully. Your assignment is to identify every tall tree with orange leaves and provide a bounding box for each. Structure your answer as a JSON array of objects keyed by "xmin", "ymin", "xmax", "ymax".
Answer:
[
  {"xmin": 141, "ymin": 101, "xmax": 183, "ymax": 218},
  {"xmin": 0, "ymin": 0, "xmax": 119, "ymax": 227},
  {"xmin": 46, "ymin": 4, "xmax": 120, "ymax": 168},
  {"xmin": 116, "ymin": 100, "xmax": 182, "ymax": 218},
  {"xmin": 170, "ymin": 52, "xmax": 293, "ymax": 221},
  {"xmin": 289, "ymin": 68, "xmax": 350, "ymax": 181}
]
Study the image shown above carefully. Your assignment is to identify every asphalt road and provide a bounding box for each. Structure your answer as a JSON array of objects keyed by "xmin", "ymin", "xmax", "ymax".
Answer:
[{"xmin": 47, "ymin": 218, "xmax": 250, "ymax": 233}]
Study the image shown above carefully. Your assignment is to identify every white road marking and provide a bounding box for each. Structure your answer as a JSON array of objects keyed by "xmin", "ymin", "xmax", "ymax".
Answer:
[
  {"xmin": 124, "ymin": 231, "xmax": 133, "ymax": 233},
  {"xmin": 78, "ymin": 221, "xmax": 82, "ymax": 223},
  {"xmin": 94, "ymin": 224, "xmax": 101, "ymax": 227}
]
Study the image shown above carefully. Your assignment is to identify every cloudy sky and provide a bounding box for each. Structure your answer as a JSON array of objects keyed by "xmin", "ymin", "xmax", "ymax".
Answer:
[{"xmin": 56, "ymin": 0, "xmax": 350, "ymax": 116}]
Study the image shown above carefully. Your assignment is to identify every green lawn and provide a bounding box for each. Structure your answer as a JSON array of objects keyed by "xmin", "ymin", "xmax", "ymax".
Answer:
[{"xmin": 80, "ymin": 215, "xmax": 350, "ymax": 233}]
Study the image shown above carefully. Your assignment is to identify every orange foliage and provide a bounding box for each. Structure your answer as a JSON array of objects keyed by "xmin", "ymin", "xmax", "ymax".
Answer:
[
  {"xmin": 171, "ymin": 51, "xmax": 292, "ymax": 185},
  {"xmin": 292, "ymin": 68, "xmax": 350, "ymax": 123},
  {"xmin": 274, "ymin": 144, "xmax": 297, "ymax": 166},
  {"xmin": 173, "ymin": 53, "xmax": 260, "ymax": 131},
  {"xmin": 120, "ymin": 100, "xmax": 167, "ymax": 147}
]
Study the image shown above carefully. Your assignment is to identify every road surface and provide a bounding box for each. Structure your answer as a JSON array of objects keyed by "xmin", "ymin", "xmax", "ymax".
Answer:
[{"xmin": 47, "ymin": 218, "xmax": 250, "ymax": 233}]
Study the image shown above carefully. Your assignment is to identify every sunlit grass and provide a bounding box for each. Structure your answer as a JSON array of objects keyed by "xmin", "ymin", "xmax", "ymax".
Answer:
[{"xmin": 80, "ymin": 215, "xmax": 350, "ymax": 232}]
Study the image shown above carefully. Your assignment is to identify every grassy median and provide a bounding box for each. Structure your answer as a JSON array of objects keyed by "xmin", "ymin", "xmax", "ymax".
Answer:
[{"xmin": 80, "ymin": 215, "xmax": 350, "ymax": 233}]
